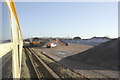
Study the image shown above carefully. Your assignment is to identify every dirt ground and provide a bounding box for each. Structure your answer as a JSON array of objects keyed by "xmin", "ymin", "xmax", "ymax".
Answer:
[
  {"xmin": 35, "ymin": 43, "xmax": 93, "ymax": 61},
  {"xmin": 34, "ymin": 41, "xmax": 118, "ymax": 79},
  {"xmin": 21, "ymin": 50, "xmax": 37, "ymax": 79}
]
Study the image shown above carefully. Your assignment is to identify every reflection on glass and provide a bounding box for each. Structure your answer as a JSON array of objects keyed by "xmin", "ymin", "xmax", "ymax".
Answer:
[
  {"xmin": 2, "ymin": 2, "xmax": 11, "ymax": 43},
  {"xmin": 1, "ymin": 51, "xmax": 12, "ymax": 78},
  {"xmin": 0, "ymin": 1, "xmax": 2, "ymax": 44}
]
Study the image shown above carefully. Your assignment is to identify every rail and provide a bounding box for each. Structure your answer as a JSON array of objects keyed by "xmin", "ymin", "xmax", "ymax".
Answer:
[{"xmin": 25, "ymin": 47, "xmax": 62, "ymax": 79}]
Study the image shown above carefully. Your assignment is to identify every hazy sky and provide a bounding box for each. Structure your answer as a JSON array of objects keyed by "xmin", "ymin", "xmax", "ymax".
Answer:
[{"xmin": 15, "ymin": 2, "xmax": 118, "ymax": 39}]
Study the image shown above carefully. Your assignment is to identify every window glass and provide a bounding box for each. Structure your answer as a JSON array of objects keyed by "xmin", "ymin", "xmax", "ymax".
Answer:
[
  {"xmin": 0, "ymin": 51, "xmax": 12, "ymax": 78},
  {"xmin": 0, "ymin": 1, "xmax": 2, "ymax": 43},
  {"xmin": 2, "ymin": 2, "xmax": 11, "ymax": 43}
]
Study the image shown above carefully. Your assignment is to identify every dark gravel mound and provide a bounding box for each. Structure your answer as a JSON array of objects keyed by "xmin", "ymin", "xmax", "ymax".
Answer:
[{"xmin": 66, "ymin": 38, "xmax": 119, "ymax": 70}]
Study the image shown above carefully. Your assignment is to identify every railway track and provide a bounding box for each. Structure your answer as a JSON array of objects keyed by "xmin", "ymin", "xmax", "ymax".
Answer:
[
  {"xmin": 27, "ymin": 47, "xmax": 89, "ymax": 79},
  {"xmin": 25, "ymin": 47, "xmax": 62, "ymax": 79},
  {"xmin": 32, "ymin": 50, "xmax": 87, "ymax": 78}
]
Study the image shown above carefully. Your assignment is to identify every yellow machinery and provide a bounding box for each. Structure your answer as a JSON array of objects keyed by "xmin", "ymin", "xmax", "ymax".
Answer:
[
  {"xmin": 31, "ymin": 38, "xmax": 41, "ymax": 47},
  {"xmin": 0, "ymin": 0, "xmax": 23, "ymax": 79}
]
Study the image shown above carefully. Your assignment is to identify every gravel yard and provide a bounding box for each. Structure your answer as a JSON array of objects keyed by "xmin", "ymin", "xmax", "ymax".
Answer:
[
  {"xmin": 34, "ymin": 41, "xmax": 118, "ymax": 79},
  {"xmin": 21, "ymin": 39, "xmax": 118, "ymax": 79},
  {"xmin": 35, "ymin": 43, "xmax": 93, "ymax": 61}
]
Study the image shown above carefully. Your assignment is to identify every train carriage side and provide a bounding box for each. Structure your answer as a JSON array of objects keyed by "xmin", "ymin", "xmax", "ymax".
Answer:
[{"xmin": 0, "ymin": 0, "xmax": 23, "ymax": 79}]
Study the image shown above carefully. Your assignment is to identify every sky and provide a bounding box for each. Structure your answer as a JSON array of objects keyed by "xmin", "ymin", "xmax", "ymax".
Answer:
[{"xmin": 15, "ymin": 2, "xmax": 118, "ymax": 39}]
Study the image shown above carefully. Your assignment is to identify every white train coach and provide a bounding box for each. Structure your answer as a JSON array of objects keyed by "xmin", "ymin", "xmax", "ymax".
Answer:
[{"xmin": 0, "ymin": 0, "xmax": 23, "ymax": 79}]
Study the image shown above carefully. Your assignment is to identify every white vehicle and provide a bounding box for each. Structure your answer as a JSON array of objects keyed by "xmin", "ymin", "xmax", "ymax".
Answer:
[
  {"xmin": 51, "ymin": 43, "xmax": 57, "ymax": 48},
  {"xmin": 23, "ymin": 40, "xmax": 30, "ymax": 46}
]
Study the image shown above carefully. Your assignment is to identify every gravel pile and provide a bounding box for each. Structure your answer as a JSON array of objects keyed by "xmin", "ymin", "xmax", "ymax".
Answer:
[{"xmin": 64, "ymin": 38, "xmax": 119, "ymax": 70}]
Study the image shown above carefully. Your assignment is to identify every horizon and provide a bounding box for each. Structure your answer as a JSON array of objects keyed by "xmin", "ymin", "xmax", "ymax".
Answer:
[
  {"xmin": 15, "ymin": 2, "xmax": 118, "ymax": 39},
  {"xmin": 23, "ymin": 35, "xmax": 118, "ymax": 39}
]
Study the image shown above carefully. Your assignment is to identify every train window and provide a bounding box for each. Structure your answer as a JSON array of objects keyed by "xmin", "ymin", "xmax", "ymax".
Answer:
[
  {"xmin": 0, "ymin": 1, "xmax": 2, "ymax": 44},
  {"xmin": 1, "ymin": 51, "xmax": 12, "ymax": 78},
  {"xmin": 2, "ymin": 2, "xmax": 12, "ymax": 43},
  {"xmin": 18, "ymin": 45, "xmax": 20, "ymax": 68}
]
